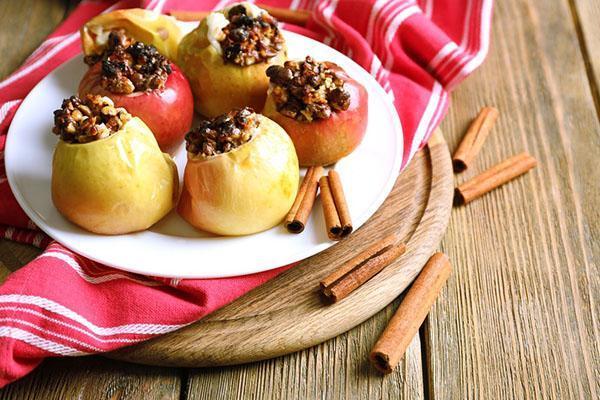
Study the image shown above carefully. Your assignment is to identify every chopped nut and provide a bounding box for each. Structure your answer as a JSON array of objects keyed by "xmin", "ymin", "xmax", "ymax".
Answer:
[
  {"xmin": 266, "ymin": 56, "xmax": 351, "ymax": 122},
  {"xmin": 185, "ymin": 107, "xmax": 259, "ymax": 157},
  {"xmin": 219, "ymin": 5, "xmax": 284, "ymax": 66},
  {"xmin": 84, "ymin": 30, "xmax": 172, "ymax": 94},
  {"xmin": 52, "ymin": 94, "xmax": 131, "ymax": 143}
]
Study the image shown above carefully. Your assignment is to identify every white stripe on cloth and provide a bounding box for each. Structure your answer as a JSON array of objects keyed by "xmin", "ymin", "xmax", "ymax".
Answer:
[
  {"xmin": 0, "ymin": 100, "xmax": 22, "ymax": 125},
  {"xmin": 0, "ymin": 326, "xmax": 87, "ymax": 356},
  {"xmin": 383, "ymin": 4, "xmax": 422, "ymax": 69},
  {"xmin": 446, "ymin": 0, "xmax": 492, "ymax": 88},
  {"xmin": 0, "ymin": 295, "xmax": 185, "ymax": 336},
  {"xmin": 0, "ymin": 306, "xmax": 139, "ymax": 345},
  {"xmin": 427, "ymin": 42, "xmax": 458, "ymax": 73},
  {"xmin": 37, "ymin": 252, "xmax": 162, "ymax": 287},
  {"xmin": 22, "ymin": 35, "xmax": 68, "ymax": 68},
  {"xmin": 406, "ymin": 81, "xmax": 443, "ymax": 163},
  {"xmin": 0, "ymin": 32, "xmax": 80, "ymax": 91},
  {"xmin": 289, "ymin": 0, "xmax": 302, "ymax": 10},
  {"xmin": 0, "ymin": 318, "xmax": 102, "ymax": 352},
  {"xmin": 3, "ymin": 227, "xmax": 14, "ymax": 240},
  {"xmin": 366, "ymin": 0, "xmax": 392, "ymax": 45},
  {"xmin": 32, "ymin": 234, "xmax": 45, "ymax": 248}
]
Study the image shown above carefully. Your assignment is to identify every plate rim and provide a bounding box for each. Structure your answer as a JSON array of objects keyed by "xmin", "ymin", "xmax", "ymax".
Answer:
[{"xmin": 5, "ymin": 30, "xmax": 404, "ymax": 278}]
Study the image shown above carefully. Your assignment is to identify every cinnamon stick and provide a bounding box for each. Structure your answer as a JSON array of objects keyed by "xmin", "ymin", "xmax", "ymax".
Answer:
[
  {"xmin": 320, "ymin": 232, "xmax": 400, "ymax": 289},
  {"xmin": 285, "ymin": 166, "xmax": 323, "ymax": 233},
  {"xmin": 170, "ymin": 5, "xmax": 310, "ymax": 26},
  {"xmin": 453, "ymin": 107, "xmax": 499, "ymax": 172},
  {"xmin": 319, "ymin": 175, "xmax": 342, "ymax": 239},
  {"xmin": 369, "ymin": 252, "xmax": 452, "ymax": 374},
  {"xmin": 320, "ymin": 238, "xmax": 407, "ymax": 303},
  {"xmin": 454, "ymin": 152, "xmax": 537, "ymax": 205},
  {"xmin": 327, "ymin": 170, "xmax": 353, "ymax": 236}
]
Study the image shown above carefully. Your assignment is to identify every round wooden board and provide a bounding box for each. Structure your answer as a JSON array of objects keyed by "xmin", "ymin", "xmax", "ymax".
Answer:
[{"xmin": 108, "ymin": 130, "xmax": 453, "ymax": 367}]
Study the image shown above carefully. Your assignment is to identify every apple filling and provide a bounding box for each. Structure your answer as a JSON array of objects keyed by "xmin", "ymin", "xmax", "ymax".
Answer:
[
  {"xmin": 52, "ymin": 94, "xmax": 131, "ymax": 143},
  {"xmin": 83, "ymin": 30, "xmax": 172, "ymax": 94},
  {"xmin": 207, "ymin": 3, "xmax": 284, "ymax": 66},
  {"xmin": 266, "ymin": 56, "xmax": 351, "ymax": 122},
  {"xmin": 185, "ymin": 107, "xmax": 259, "ymax": 157}
]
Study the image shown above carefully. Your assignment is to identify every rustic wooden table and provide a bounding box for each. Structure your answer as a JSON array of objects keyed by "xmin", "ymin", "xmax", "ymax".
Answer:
[{"xmin": 0, "ymin": 1, "xmax": 598, "ymax": 398}]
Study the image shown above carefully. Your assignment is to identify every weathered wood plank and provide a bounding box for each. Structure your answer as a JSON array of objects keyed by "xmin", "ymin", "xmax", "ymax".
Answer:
[
  {"xmin": 184, "ymin": 297, "xmax": 424, "ymax": 400},
  {"xmin": 0, "ymin": 0, "xmax": 69, "ymax": 80},
  {"xmin": 0, "ymin": 357, "xmax": 181, "ymax": 400},
  {"xmin": 425, "ymin": 0, "xmax": 600, "ymax": 398},
  {"xmin": 571, "ymin": 0, "xmax": 600, "ymax": 115}
]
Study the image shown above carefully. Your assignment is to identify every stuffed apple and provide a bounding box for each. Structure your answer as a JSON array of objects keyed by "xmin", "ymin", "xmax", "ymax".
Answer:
[
  {"xmin": 81, "ymin": 8, "xmax": 183, "ymax": 61},
  {"xmin": 263, "ymin": 56, "xmax": 368, "ymax": 166},
  {"xmin": 51, "ymin": 95, "xmax": 178, "ymax": 235},
  {"xmin": 178, "ymin": 108, "xmax": 299, "ymax": 236},
  {"xmin": 178, "ymin": 2, "xmax": 287, "ymax": 117},
  {"xmin": 79, "ymin": 30, "xmax": 194, "ymax": 153}
]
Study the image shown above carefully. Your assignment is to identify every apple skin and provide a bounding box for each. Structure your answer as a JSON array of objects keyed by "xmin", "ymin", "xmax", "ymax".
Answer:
[
  {"xmin": 178, "ymin": 115, "xmax": 299, "ymax": 236},
  {"xmin": 263, "ymin": 64, "xmax": 368, "ymax": 167},
  {"xmin": 79, "ymin": 62, "xmax": 194, "ymax": 154},
  {"xmin": 177, "ymin": 18, "xmax": 287, "ymax": 118},
  {"xmin": 52, "ymin": 117, "xmax": 179, "ymax": 235}
]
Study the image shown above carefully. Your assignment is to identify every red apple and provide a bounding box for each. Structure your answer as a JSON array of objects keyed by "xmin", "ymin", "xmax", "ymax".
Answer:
[
  {"xmin": 263, "ymin": 64, "xmax": 368, "ymax": 167},
  {"xmin": 79, "ymin": 62, "xmax": 194, "ymax": 153}
]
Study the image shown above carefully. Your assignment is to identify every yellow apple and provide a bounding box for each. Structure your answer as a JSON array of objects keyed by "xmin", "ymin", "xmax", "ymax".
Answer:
[
  {"xmin": 52, "ymin": 117, "xmax": 178, "ymax": 234},
  {"xmin": 177, "ymin": 17, "xmax": 287, "ymax": 117},
  {"xmin": 81, "ymin": 8, "xmax": 183, "ymax": 61},
  {"xmin": 178, "ymin": 115, "xmax": 299, "ymax": 235}
]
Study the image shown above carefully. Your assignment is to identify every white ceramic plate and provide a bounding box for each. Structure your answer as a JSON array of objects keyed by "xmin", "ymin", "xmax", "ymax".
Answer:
[{"xmin": 5, "ymin": 31, "xmax": 402, "ymax": 278}]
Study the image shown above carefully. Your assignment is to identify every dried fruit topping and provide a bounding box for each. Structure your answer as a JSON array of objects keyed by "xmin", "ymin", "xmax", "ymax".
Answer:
[
  {"xmin": 185, "ymin": 107, "xmax": 259, "ymax": 157},
  {"xmin": 52, "ymin": 94, "xmax": 131, "ymax": 143},
  {"xmin": 219, "ymin": 4, "xmax": 284, "ymax": 66},
  {"xmin": 84, "ymin": 30, "xmax": 172, "ymax": 94},
  {"xmin": 266, "ymin": 56, "xmax": 351, "ymax": 122}
]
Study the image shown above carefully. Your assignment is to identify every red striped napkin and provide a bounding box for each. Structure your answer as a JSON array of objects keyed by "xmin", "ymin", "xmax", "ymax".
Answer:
[{"xmin": 0, "ymin": 0, "xmax": 492, "ymax": 386}]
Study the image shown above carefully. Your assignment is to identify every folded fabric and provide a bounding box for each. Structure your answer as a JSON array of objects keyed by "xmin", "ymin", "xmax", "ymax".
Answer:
[{"xmin": 0, "ymin": 0, "xmax": 493, "ymax": 386}]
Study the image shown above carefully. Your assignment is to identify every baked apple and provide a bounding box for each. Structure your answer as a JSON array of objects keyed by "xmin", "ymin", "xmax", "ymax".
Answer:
[
  {"xmin": 81, "ymin": 8, "xmax": 183, "ymax": 61},
  {"xmin": 263, "ymin": 56, "xmax": 368, "ymax": 166},
  {"xmin": 51, "ymin": 95, "xmax": 178, "ymax": 235},
  {"xmin": 79, "ymin": 30, "xmax": 193, "ymax": 153},
  {"xmin": 178, "ymin": 2, "xmax": 287, "ymax": 117},
  {"xmin": 178, "ymin": 108, "xmax": 299, "ymax": 236}
]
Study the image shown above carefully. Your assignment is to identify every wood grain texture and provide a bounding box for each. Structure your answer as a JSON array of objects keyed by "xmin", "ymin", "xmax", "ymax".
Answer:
[
  {"xmin": 0, "ymin": 357, "xmax": 181, "ymax": 400},
  {"xmin": 108, "ymin": 133, "xmax": 454, "ymax": 366},
  {"xmin": 0, "ymin": 0, "xmax": 73, "ymax": 80},
  {"xmin": 571, "ymin": 0, "xmax": 600, "ymax": 116},
  {"xmin": 183, "ymin": 304, "xmax": 424, "ymax": 400},
  {"xmin": 425, "ymin": 0, "xmax": 600, "ymax": 398}
]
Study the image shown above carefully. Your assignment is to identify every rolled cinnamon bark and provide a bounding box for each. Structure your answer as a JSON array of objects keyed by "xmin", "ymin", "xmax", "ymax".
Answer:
[
  {"xmin": 322, "ymin": 242, "xmax": 406, "ymax": 302},
  {"xmin": 319, "ymin": 175, "xmax": 342, "ymax": 239},
  {"xmin": 327, "ymin": 170, "xmax": 353, "ymax": 237},
  {"xmin": 319, "ymin": 232, "xmax": 400, "ymax": 290},
  {"xmin": 369, "ymin": 252, "xmax": 452, "ymax": 374},
  {"xmin": 284, "ymin": 166, "xmax": 323, "ymax": 233},
  {"xmin": 453, "ymin": 107, "xmax": 499, "ymax": 172},
  {"xmin": 454, "ymin": 152, "xmax": 537, "ymax": 205}
]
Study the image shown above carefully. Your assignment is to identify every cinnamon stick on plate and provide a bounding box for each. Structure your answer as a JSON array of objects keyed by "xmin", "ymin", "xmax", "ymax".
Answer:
[
  {"xmin": 285, "ymin": 166, "xmax": 323, "ymax": 233},
  {"xmin": 454, "ymin": 152, "xmax": 537, "ymax": 205},
  {"xmin": 370, "ymin": 252, "xmax": 452, "ymax": 374},
  {"xmin": 319, "ymin": 170, "xmax": 353, "ymax": 240},
  {"xmin": 453, "ymin": 106, "xmax": 499, "ymax": 172},
  {"xmin": 320, "ymin": 233, "xmax": 406, "ymax": 302},
  {"xmin": 170, "ymin": 5, "xmax": 310, "ymax": 26}
]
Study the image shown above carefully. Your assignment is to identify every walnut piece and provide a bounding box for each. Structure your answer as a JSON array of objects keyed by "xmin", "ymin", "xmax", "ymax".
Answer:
[
  {"xmin": 185, "ymin": 107, "xmax": 259, "ymax": 157},
  {"xmin": 266, "ymin": 56, "xmax": 351, "ymax": 122},
  {"xmin": 84, "ymin": 30, "xmax": 172, "ymax": 94},
  {"xmin": 52, "ymin": 94, "xmax": 131, "ymax": 143}
]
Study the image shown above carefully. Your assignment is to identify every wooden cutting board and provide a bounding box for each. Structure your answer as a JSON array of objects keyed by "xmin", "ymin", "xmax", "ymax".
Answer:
[{"xmin": 109, "ymin": 130, "xmax": 453, "ymax": 367}]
